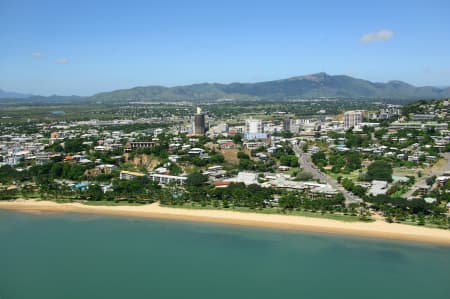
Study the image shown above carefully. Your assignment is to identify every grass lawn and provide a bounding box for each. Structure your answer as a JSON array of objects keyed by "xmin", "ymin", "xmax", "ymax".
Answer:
[
  {"xmin": 327, "ymin": 170, "xmax": 361, "ymax": 181},
  {"xmin": 393, "ymin": 168, "xmax": 420, "ymax": 177},
  {"xmin": 395, "ymin": 219, "xmax": 449, "ymax": 230}
]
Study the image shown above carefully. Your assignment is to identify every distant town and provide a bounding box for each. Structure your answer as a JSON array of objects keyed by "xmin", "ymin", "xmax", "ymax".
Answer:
[{"xmin": 1, "ymin": 98, "xmax": 449, "ymax": 227}]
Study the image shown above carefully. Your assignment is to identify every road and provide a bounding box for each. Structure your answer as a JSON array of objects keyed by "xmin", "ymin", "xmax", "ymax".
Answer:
[
  {"xmin": 402, "ymin": 152, "xmax": 450, "ymax": 199},
  {"xmin": 293, "ymin": 145, "xmax": 362, "ymax": 206}
]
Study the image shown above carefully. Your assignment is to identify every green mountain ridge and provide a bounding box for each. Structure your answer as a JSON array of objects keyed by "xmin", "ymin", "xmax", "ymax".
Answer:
[
  {"xmin": 90, "ymin": 73, "xmax": 450, "ymax": 102},
  {"xmin": 2, "ymin": 73, "xmax": 450, "ymax": 103}
]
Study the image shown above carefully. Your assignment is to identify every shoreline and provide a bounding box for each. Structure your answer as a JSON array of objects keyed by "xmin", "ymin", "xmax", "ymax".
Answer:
[{"xmin": 1, "ymin": 200, "xmax": 450, "ymax": 245}]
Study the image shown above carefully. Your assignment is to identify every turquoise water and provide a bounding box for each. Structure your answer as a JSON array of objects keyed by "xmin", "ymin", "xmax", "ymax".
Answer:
[{"xmin": 1, "ymin": 210, "xmax": 449, "ymax": 299}]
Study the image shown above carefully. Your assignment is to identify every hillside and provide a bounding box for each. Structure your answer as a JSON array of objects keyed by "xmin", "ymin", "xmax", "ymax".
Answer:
[
  {"xmin": 90, "ymin": 73, "xmax": 450, "ymax": 102},
  {"xmin": 3, "ymin": 73, "xmax": 450, "ymax": 103},
  {"xmin": 0, "ymin": 89, "xmax": 32, "ymax": 99}
]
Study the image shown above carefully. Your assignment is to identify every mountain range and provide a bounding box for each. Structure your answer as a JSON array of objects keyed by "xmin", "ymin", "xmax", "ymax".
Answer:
[
  {"xmin": 0, "ymin": 89, "xmax": 32, "ymax": 99},
  {"xmin": 2, "ymin": 73, "xmax": 450, "ymax": 103}
]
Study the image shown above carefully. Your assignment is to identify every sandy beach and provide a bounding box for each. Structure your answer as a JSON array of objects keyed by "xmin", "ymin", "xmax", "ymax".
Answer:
[{"xmin": 1, "ymin": 200, "xmax": 450, "ymax": 245}]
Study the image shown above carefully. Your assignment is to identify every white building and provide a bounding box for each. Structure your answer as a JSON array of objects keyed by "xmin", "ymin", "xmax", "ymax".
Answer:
[
  {"xmin": 245, "ymin": 119, "xmax": 263, "ymax": 134},
  {"xmin": 368, "ymin": 180, "xmax": 388, "ymax": 196},
  {"xmin": 147, "ymin": 173, "xmax": 187, "ymax": 185},
  {"xmin": 344, "ymin": 110, "xmax": 365, "ymax": 129}
]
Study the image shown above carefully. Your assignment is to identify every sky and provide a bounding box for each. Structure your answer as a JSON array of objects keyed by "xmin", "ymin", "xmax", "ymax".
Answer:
[{"xmin": 1, "ymin": 0, "xmax": 450, "ymax": 96}]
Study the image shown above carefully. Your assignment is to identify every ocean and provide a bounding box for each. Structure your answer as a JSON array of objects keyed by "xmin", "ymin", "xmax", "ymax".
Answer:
[{"xmin": 1, "ymin": 210, "xmax": 449, "ymax": 299}]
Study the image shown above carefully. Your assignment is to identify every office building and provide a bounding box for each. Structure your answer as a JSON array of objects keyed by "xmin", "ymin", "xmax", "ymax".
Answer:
[
  {"xmin": 344, "ymin": 110, "xmax": 365, "ymax": 129},
  {"xmin": 245, "ymin": 119, "xmax": 263, "ymax": 134},
  {"xmin": 193, "ymin": 107, "xmax": 206, "ymax": 135}
]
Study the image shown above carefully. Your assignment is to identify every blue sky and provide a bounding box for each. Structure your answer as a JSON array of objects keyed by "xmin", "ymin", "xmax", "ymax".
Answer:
[{"xmin": 1, "ymin": 0, "xmax": 450, "ymax": 96}]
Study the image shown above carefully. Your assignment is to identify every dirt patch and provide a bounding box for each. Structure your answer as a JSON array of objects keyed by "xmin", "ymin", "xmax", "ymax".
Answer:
[
  {"xmin": 220, "ymin": 149, "xmax": 240, "ymax": 165},
  {"xmin": 125, "ymin": 154, "xmax": 160, "ymax": 170}
]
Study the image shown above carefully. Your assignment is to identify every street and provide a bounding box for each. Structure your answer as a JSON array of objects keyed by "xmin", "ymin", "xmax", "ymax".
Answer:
[
  {"xmin": 402, "ymin": 152, "xmax": 450, "ymax": 199},
  {"xmin": 293, "ymin": 145, "xmax": 363, "ymax": 206}
]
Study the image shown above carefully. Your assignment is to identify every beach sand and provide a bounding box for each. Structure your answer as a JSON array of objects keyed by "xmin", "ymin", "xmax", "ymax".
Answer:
[{"xmin": 1, "ymin": 200, "xmax": 449, "ymax": 245}]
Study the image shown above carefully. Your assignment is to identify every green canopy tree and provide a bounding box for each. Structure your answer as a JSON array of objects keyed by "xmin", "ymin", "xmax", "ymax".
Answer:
[
  {"xmin": 366, "ymin": 161, "xmax": 393, "ymax": 182},
  {"xmin": 186, "ymin": 172, "xmax": 208, "ymax": 187}
]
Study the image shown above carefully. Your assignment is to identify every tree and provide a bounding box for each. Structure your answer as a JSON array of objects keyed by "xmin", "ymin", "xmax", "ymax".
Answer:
[
  {"xmin": 341, "ymin": 178, "xmax": 354, "ymax": 190},
  {"xmin": 0, "ymin": 165, "xmax": 22, "ymax": 184},
  {"xmin": 63, "ymin": 138, "xmax": 86, "ymax": 153},
  {"xmin": 238, "ymin": 158, "xmax": 254, "ymax": 170},
  {"xmin": 290, "ymin": 155, "xmax": 299, "ymax": 167},
  {"xmin": 311, "ymin": 151, "xmax": 327, "ymax": 167},
  {"xmin": 374, "ymin": 128, "xmax": 388, "ymax": 140},
  {"xmin": 345, "ymin": 152, "xmax": 362, "ymax": 171},
  {"xmin": 352, "ymin": 185, "xmax": 367, "ymax": 197},
  {"xmin": 296, "ymin": 171, "xmax": 313, "ymax": 181},
  {"xmin": 209, "ymin": 153, "xmax": 225, "ymax": 164},
  {"xmin": 334, "ymin": 193, "xmax": 345, "ymax": 203},
  {"xmin": 233, "ymin": 134, "xmax": 243, "ymax": 144},
  {"xmin": 87, "ymin": 184, "xmax": 104, "ymax": 201},
  {"xmin": 186, "ymin": 172, "xmax": 208, "ymax": 187},
  {"xmin": 386, "ymin": 214, "xmax": 394, "ymax": 223},
  {"xmin": 417, "ymin": 213, "xmax": 425, "ymax": 226},
  {"xmin": 302, "ymin": 144, "xmax": 308, "ymax": 153},
  {"xmin": 279, "ymin": 193, "xmax": 298, "ymax": 210},
  {"xmin": 426, "ymin": 175, "xmax": 436, "ymax": 186},
  {"xmin": 366, "ymin": 161, "xmax": 393, "ymax": 182},
  {"xmin": 0, "ymin": 190, "xmax": 18, "ymax": 200},
  {"xmin": 168, "ymin": 163, "xmax": 182, "ymax": 176},
  {"xmin": 279, "ymin": 154, "xmax": 298, "ymax": 167},
  {"xmin": 237, "ymin": 151, "xmax": 250, "ymax": 160}
]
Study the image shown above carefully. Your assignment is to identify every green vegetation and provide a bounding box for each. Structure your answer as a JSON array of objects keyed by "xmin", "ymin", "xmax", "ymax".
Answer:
[
  {"xmin": 365, "ymin": 161, "xmax": 393, "ymax": 182},
  {"xmin": 162, "ymin": 202, "xmax": 364, "ymax": 222},
  {"xmin": 328, "ymin": 151, "xmax": 362, "ymax": 173},
  {"xmin": 311, "ymin": 151, "xmax": 327, "ymax": 167},
  {"xmin": 1, "ymin": 96, "xmax": 449, "ymax": 229},
  {"xmin": 84, "ymin": 73, "xmax": 450, "ymax": 103}
]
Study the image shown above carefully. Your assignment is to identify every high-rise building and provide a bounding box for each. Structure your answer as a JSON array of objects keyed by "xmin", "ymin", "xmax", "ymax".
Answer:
[
  {"xmin": 283, "ymin": 118, "xmax": 301, "ymax": 134},
  {"xmin": 245, "ymin": 119, "xmax": 263, "ymax": 134},
  {"xmin": 193, "ymin": 107, "xmax": 206, "ymax": 135},
  {"xmin": 283, "ymin": 118, "xmax": 292, "ymax": 132},
  {"xmin": 344, "ymin": 110, "xmax": 365, "ymax": 129}
]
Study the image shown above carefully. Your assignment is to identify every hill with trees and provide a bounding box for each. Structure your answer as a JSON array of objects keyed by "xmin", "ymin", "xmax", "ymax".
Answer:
[
  {"xmin": 89, "ymin": 73, "xmax": 450, "ymax": 103},
  {"xmin": 3, "ymin": 73, "xmax": 450, "ymax": 104}
]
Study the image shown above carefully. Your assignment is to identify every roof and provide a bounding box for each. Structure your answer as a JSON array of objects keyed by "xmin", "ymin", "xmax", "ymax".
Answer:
[
  {"xmin": 311, "ymin": 185, "xmax": 339, "ymax": 194},
  {"xmin": 392, "ymin": 176, "xmax": 410, "ymax": 183},
  {"xmin": 369, "ymin": 180, "xmax": 388, "ymax": 196},
  {"xmin": 225, "ymin": 172, "xmax": 258, "ymax": 185},
  {"xmin": 120, "ymin": 170, "xmax": 145, "ymax": 177},
  {"xmin": 424, "ymin": 197, "xmax": 437, "ymax": 204}
]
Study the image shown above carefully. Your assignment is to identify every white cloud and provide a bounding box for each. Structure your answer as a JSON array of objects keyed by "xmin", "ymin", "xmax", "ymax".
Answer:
[
  {"xmin": 360, "ymin": 30, "xmax": 394, "ymax": 43},
  {"xmin": 32, "ymin": 52, "xmax": 43, "ymax": 58},
  {"xmin": 56, "ymin": 58, "xmax": 69, "ymax": 64}
]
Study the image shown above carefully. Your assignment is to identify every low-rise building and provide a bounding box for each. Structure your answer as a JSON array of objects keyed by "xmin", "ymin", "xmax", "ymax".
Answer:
[
  {"xmin": 126, "ymin": 142, "xmax": 156, "ymax": 151},
  {"xmin": 147, "ymin": 173, "xmax": 187, "ymax": 185},
  {"xmin": 368, "ymin": 180, "xmax": 388, "ymax": 196}
]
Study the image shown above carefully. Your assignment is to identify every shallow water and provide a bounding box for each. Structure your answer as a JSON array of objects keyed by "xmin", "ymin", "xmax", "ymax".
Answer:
[{"xmin": 1, "ymin": 210, "xmax": 449, "ymax": 299}]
